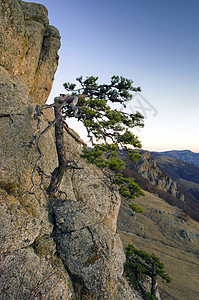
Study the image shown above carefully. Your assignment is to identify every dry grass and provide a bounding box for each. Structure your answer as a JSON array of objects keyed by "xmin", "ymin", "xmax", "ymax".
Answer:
[{"xmin": 118, "ymin": 191, "xmax": 199, "ymax": 300}]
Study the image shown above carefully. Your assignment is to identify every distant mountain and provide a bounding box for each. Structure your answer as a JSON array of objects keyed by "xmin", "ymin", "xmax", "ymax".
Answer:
[{"xmin": 151, "ymin": 150, "xmax": 199, "ymax": 165}]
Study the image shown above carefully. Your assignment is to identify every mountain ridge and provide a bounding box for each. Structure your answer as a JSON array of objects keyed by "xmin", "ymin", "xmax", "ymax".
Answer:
[{"xmin": 151, "ymin": 150, "xmax": 199, "ymax": 166}]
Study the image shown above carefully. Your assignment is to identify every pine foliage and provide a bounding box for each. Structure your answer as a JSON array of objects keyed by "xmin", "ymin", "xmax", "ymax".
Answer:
[{"xmin": 64, "ymin": 76, "xmax": 145, "ymax": 204}]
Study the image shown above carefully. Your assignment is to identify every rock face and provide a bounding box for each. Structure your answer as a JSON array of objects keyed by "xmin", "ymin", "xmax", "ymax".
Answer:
[
  {"xmin": 150, "ymin": 153, "xmax": 199, "ymax": 207},
  {"xmin": 181, "ymin": 230, "xmax": 197, "ymax": 242},
  {"xmin": 0, "ymin": 1, "xmax": 142, "ymax": 299},
  {"xmin": 123, "ymin": 150, "xmax": 185, "ymax": 201},
  {"xmin": 0, "ymin": 0, "xmax": 60, "ymax": 105}
]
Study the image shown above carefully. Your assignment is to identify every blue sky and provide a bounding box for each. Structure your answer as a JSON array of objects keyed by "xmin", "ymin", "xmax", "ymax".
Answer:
[{"xmin": 26, "ymin": 0, "xmax": 199, "ymax": 152}]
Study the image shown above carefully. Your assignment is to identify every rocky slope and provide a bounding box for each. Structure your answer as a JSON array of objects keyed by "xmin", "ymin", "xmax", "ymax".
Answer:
[
  {"xmin": 121, "ymin": 150, "xmax": 185, "ymax": 201},
  {"xmin": 118, "ymin": 192, "xmax": 199, "ymax": 300},
  {"xmin": 150, "ymin": 154, "xmax": 199, "ymax": 204},
  {"xmin": 0, "ymin": 1, "xmax": 142, "ymax": 299}
]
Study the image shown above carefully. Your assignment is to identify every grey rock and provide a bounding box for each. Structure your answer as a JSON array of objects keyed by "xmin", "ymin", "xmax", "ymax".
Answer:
[
  {"xmin": 0, "ymin": 248, "xmax": 74, "ymax": 299},
  {"xmin": 51, "ymin": 152, "xmax": 138, "ymax": 298},
  {"xmin": 181, "ymin": 230, "xmax": 197, "ymax": 242},
  {"xmin": 21, "ymin": 1, "xmax": 49, "ymax": 26},
  {"xmin": 123, "ymin": 150, "xmax": 184, "ymax": 202},
  {"xmin": 54, "ymin": 223, "xmax": 136, "ymax": 299},
  {"xmin": 156, "ymin": 209, "xmax": 163, "ymax": 214},
  {"xmin": 0, "ymin": 0, "xmax": 60, "ymax": 105}
]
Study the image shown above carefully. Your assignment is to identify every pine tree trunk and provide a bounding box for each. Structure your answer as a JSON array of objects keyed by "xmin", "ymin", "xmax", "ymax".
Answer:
[{"xmin": 47, "ymin": 105, "xmax": 67, "ymax": 194}]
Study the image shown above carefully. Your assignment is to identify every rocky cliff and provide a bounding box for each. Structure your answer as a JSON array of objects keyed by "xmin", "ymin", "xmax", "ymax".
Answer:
[
  {"xmin": 150, "ymin": 153, "xmax": 199, "ymax": 205},
  {"xmin": 0, "ymin": 0, "xmax": 60, "ymax": 105},
  {"xmin": 122, "ymin": 150, "xmax": 185, "ymax": 201},
  {"xmin": 0, "ymin": 1, "xmax": 142, "ymax": 299}
]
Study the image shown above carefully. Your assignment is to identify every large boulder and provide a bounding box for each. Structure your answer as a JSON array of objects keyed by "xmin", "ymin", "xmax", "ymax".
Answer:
[{"xmin": 0, "ymin": 0, "xmax": 60, "ymax": 105}]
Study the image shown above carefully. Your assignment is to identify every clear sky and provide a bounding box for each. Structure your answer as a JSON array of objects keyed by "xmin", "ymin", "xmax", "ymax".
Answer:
[{"xmin": 26, "ymin": 0, "xmax": 199, "ymax": 152}]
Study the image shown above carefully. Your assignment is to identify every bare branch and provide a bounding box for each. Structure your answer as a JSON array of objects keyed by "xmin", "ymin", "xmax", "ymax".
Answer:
[{"xmin": 63, "ymin": 123, "xmax": 86, "ymax": 146}]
